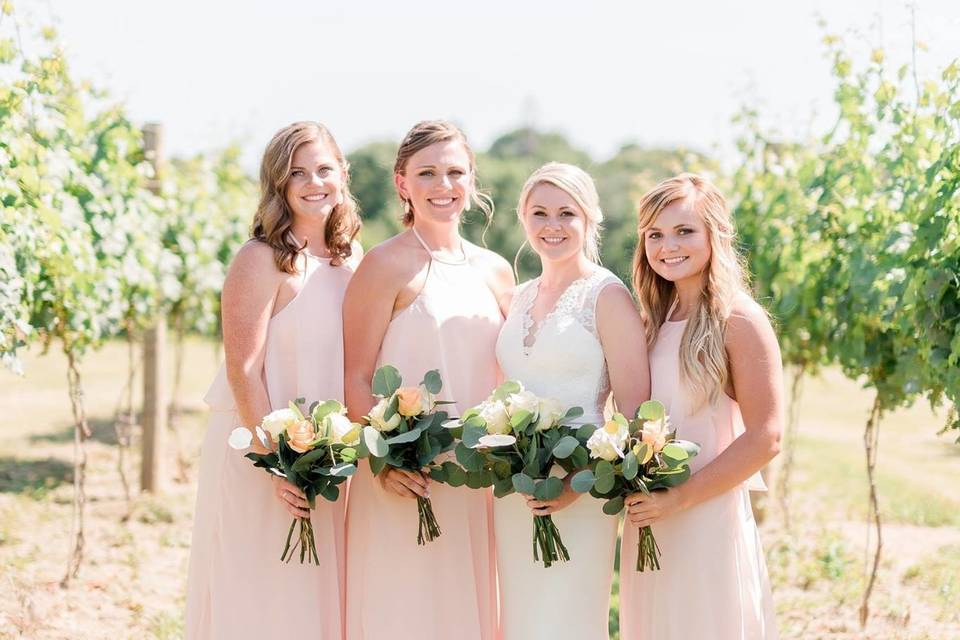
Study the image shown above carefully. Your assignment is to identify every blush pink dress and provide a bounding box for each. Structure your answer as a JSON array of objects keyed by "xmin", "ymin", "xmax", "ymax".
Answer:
[
  {"xmin": 619, "ymin": 314, "xmax": 778, "ymax": 639},
  {"xmin": 186, "ymin": 251, "xmax": 356, "ymax": 640},
  {"xmin": 344, "ymin": 230, "xmax": 502, "ymax": 640}
]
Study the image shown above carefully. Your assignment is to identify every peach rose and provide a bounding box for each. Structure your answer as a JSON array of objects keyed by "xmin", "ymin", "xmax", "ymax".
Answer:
[
  {"xmin": 396, "ymin": 386, "xmax": 427, "ymax": 417},
  {"xmin": 287, "ymin": 419, "xmax": 318, "ymax": 453}
]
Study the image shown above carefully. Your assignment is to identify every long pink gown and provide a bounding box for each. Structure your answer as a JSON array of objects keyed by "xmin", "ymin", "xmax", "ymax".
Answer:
[
  {"xmin": 344, "ymin": 230, "xmax": 502, "ymax": 640},
  {"xmin": 186, "ymin": 252, "xmax": 355, "ymax": 640},
  {"xmin": 619, "ymin": 315, "xmax": 778, "ymax": 639}
]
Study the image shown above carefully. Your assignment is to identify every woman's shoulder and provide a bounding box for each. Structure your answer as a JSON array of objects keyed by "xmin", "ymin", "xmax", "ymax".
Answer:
[
  {"xmin": 227, "ymin": 239, "xmax": 282, "ymax": 279},
  {"xmin": 465, "ymin": 241, "xmax": 515, "ymax": 293},
  {"xmin": 349, "ymin": 232, "xmax": 427, "ymax": 283},
  {"xmin": 725, "ymin": 292, "xmax": 776, "ymax": 349}
]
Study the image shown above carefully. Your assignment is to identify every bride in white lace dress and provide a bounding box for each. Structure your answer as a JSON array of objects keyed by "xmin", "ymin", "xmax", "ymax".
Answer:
[{"xmin": 494, "ymin": 163, "xmax": 650, "ymax": 640}]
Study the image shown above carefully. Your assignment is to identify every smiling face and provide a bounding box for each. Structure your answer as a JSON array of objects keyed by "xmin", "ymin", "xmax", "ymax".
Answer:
[
  {"xmin": 284, "ymin": 140, "xmax": 344, "ymax": 222},
  {"xmin": 522, "ymin": 182, "xmax": 588, "ymax": 264},
  {"xmin": 395, "ymin": 139, "xmax": 473, "ymax": 225},
  {"xmin": 643, "ymin": 196, "xmax": 712, "ymax": 284}
]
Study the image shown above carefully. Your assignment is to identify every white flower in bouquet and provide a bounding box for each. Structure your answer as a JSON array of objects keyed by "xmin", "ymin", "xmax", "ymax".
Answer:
[
  {"xmin": 325, "ymin": 412, "xmax": 360, "ymax": 445},
  {"xmin": 227, "ymin": 427, "xmax": 253, "ymax": 450},
  {"xmin": 586, "ymin": 420, "xmax": 629, "ymax": 461},
  {"xmin": 261, "ymin": 408, "xmax": 300, "ymax": 439},
  {"xmin": 368, "ymin": 396, "xmax": 401, "ymax": 432},
  {"xmin": 506, "ymin": 389, "xmax": 540, "ymax": 418},
  {"xmin": 478, "ymin": 399, "xmax": 511, "ymax": 435},
  {"xmin": 534, "ymin": 397, "xmax": 565, "ymax": 432}
]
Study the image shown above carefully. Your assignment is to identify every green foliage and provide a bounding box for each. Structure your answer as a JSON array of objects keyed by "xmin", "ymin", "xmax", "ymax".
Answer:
[{"xmin": 727, "ymin": 37, "xmax": 960, "ymax": 435}]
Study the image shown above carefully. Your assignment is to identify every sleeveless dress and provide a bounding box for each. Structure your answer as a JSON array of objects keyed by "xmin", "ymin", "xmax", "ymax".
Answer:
[
  {"xmin": 494, "ymin": 267, "xmax": 625, "ymax": 640},
  {"xmin": 185, "ymin": 252, "xmax": 355, "ymax": 640},
  {"xmin": 619, "ymin": 314, "xmax": 778, "ymax": 639},
  {"xmin": 344, "ymin": 230, "xmax": 502, "ymax": 640}
]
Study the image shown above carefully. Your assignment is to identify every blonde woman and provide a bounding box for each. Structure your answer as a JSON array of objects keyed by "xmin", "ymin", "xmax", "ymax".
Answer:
[
  {"xmin": 621, "ymin": 173, "xmax": 780, "ymax": 638},
  {"xmin": 186, "ymin": 122, "xmax": 361, "ymax": 640},
  {"xmin": 494, "ymin": 163, "xmax": 649, "ymax": 640},
  {"xmin": 343, "ymin": 121, "xmax": 514, "ymax": 640}
]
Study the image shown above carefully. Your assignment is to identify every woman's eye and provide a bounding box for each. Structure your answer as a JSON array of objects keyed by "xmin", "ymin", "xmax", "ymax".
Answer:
[
  {"xmin": 532, "ymin": 211, "xmax": 547, "ymax": 217},
  {"xmin": 449, "ymin": 169, "xmax": 464, "ymax": 177},
  {"xmin": 561, "ymin": 210, "xmax": 576, "ymax": 217},
  {"xmin": 648, "ymin": 232, "xmax": 661, "ymax": 240},
  {"xmin": 319, "ymin": 168, "xmax": 331, "ymax": 176},
  {"xmin": 678, "ymin": 228, "xmax": 693, "ymax": 235},
  {"xmin": 291, "ymin": 170, "xmax": 304, "ymax": 177},
  {"xmin": 418, "ymin": 170, "xmax": 434, "ymax": 177}
]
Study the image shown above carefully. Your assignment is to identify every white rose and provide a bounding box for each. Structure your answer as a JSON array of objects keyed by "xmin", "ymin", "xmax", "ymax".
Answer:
[
  {"xmin": 325, "ymin": 412, "xmax": 360, "ymax": 445},
  {"xmin": 367, "ymin": 397, "xmax": 401, "ymax": 432},
  {"xmin": 506, "ymin": 390, "xmax": 540, "ymax": 419},
  {"xmin": 478, "ymin": 399, "xmax": 511, "ymax": 435},
  {"xmin": 534, "ymin": 397, "xmax": 565, "ymax": 432},
  {"xmin": 260, "ymin": 408, "xmax": 300, "ymax": 439},
  {"xmin": 586, "ymin": 420, "xmax": 629, "ymax": 461}
]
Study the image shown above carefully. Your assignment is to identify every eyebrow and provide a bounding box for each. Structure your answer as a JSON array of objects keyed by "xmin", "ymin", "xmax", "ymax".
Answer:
[
  {"xmin": 414, "ymin": 164, "xmax": 466, "ymax": 170},
  {"xmin": 647, "ymin": 224, "xmax": 693, "ymax": 231}
]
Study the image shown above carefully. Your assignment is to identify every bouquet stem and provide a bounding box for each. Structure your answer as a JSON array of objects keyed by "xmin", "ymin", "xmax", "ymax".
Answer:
[
  {"xmin": 416, "ymin": 495, "xmax": 442, "ymax": 545},
  {"xmin": 282, "ymin": 516, "xmax": 319, "ymax": 564},
  {"xmin": 635, "ymin": 525, "xmax": 661, "ymax": 571},
  {"xmin": 532, "ymin": 515, "xmax": 569, "ymax": 568}
]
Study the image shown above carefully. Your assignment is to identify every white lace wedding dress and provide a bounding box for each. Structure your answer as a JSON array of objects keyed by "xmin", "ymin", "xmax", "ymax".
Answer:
[{"xmin": 494, "ymin": 267, "xmax": 625, "ymax": 640}]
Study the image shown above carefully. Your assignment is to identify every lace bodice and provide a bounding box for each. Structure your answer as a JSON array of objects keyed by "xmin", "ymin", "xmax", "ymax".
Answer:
[{"xmin": 495, "ymin": 267, "xmax": 625, "ymax": 424}]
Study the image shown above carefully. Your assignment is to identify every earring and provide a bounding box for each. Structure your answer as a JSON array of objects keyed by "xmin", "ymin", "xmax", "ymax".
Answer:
[{"xmin": 403, "ymin": 199, "xmax": 411, "ymax": 215}]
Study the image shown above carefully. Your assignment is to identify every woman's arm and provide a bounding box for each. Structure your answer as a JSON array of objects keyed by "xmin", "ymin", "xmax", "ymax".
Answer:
[
  {"xmin": 626, "ymin": 299, "xmax": 783, "ymax": 527},
  {"xmin": 598, "ymin": 284, "xmax": 651, "ymax": 419},
  {"xmin": 221, "ymin": 242, "xmax": 281, "ymax": 448},
  {"xmin": 222, "ymin": 243, "xmax": 312, "ymax": 517},
  {"xmin": 342, "ymin": 243, "xmax": 429, "ymax": 500}
]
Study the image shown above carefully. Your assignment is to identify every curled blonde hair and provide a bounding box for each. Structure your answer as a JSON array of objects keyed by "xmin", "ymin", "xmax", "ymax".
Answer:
[
  {"xmin": 516, "ymin": 162, "xmax": 604, "ymax": 263},
  {"xmin": 252, "ymin": 121, "xmax": 361, "ymax": 273},
  {"xmin": 394, "ymin": 120, "xmax": 493, "ymax": 228},
  {"xmin": 631, "ymin": 173, "xmax": 750, "ymax": 408}
]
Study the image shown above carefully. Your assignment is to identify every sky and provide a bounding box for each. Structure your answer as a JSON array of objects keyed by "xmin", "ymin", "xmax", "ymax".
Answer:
[{"xmin": 28, "ymin": 0, "xmax": 960, "ymax": 169}]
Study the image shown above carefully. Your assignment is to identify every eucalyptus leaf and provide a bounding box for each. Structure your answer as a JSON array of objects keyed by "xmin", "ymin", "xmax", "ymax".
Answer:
[{"xmin": 372, "ymin": 365, "xmax": 402, "ymax": 397}]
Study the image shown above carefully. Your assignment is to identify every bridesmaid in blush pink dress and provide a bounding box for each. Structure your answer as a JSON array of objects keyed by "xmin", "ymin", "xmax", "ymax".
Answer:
[
  {"xmin": 343, "ymin": 121, "xmax": 514, "ymax": 640},
  {"xmin": 621, "ymin": 173, "xmax": 780, "ymax": 639},
  {"xmin": 185, "ymin": 122, "xmax": 362, "ymax": 640}
]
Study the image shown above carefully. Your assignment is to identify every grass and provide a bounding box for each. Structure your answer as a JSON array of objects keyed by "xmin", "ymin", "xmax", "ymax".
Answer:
[{"xmin": 1, "ymin": 340, "xmax": 958, "ymax": 638}]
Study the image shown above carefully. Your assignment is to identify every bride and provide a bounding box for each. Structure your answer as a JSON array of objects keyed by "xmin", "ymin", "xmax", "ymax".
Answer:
[{"xmin": 494, "ymin": 162, "xmax": 650, "ymax": 639}]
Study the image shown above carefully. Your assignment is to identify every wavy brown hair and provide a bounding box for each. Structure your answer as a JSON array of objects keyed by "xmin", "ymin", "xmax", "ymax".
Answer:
[
  {"xmin": 394, "ymin": 120, "xmax": 493, "ymax": 229},
  {"xmin": 632, "ymin": 173, "xmax": 751, "ymax": 409},
  {"xmin": 252, "ymin": 121, "xmax": 361, "ymax": 272}
]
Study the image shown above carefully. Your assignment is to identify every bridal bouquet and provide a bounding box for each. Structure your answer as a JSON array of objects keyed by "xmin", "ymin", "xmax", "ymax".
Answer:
[
  {"xmin": 436, "ymin": 380, "xmax": 590, "ymax": 567},
  {"xmin": 358, "ymin": 365, "xmax": 456, "ymax": 545},
  {"xmin": 570, "ymin": 400, "xmax": 700, "ymax": 571},
  {"xmin": 228, "ymin": 399, "xmax": 361, "ymax": 564}
]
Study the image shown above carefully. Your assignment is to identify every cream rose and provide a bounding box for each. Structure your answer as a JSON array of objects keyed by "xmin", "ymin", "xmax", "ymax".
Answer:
[
  {"xmin": 325, "ymin": 412, "xmax": 359, "ymax": 445},
  {"xmin": 367, "ymin": 397, "xmax": 401, "ymax": 432},
  {"xmin": 396, "ymin": 386, "xmax": 429, "ymax": 417},
  {"xmin": 586, "ymin": 420, "xmax": 629, "ymax": 461},
  {"xmin": 287, "ymin": 419, "xmax": 318, "ymax": 453},
  {"xmin": 534, "ymin": 397, "xmax": 565, "ymax": 432},
  {"xmin": 478, "ymin": 399, "xmax": 511, "ymax": 435},
  {"xmin": 260, "ymin": 408, "xmax": 300, "ymax": 439},
  {"xmin": 506, "ymin": 389, "xmax": 540, "ymax": 419}
]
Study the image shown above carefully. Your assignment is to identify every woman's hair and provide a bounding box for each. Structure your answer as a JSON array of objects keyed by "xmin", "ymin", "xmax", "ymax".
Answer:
[
  {"xmin": 252, "ymin": 121, "xmax": 361, "ymax": 272},
  {"xmin": 632, "ymin": 172, "xmax": 751, "ymax": 408},
  {"xmin": 516, "ymin": 162, "xmax": 604, "ymax": 263},
  {"xmin": 393, "ymin": 120, "xmax": 493, "ymax": 228}
]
